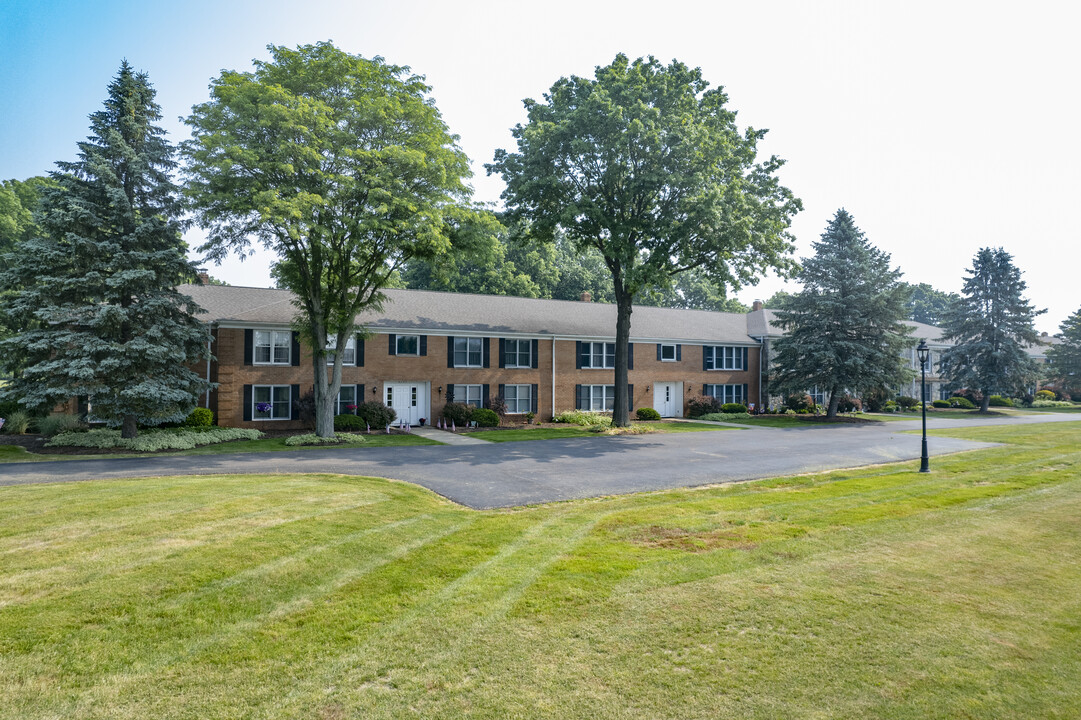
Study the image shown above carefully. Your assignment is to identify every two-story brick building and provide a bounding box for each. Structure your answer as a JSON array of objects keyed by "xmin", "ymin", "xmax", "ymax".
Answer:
[{"xmin": 182, "ymin": 283, "xmax": 766, "ymax": 429}]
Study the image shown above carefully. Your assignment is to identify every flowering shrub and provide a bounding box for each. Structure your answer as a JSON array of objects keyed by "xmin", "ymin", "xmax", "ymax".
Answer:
[
  {"xmin": 48, "ymin": 427, "xmax": 263, "ymax": 451},
  {"xmin": 284, "ymin": 432, "xmax": 366, "ymax": 446}
]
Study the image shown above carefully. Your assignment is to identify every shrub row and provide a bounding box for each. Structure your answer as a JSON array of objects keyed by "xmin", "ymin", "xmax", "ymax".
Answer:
[
  {"xmin": 284, "ymin": 432, "xmax": 366, "ymax": 446},
  {"xmin": 553, "ymin": 410, "xmax": 612, "ymax": 427},
  {"xmin": 697, "ymin": 412, "xmax": 754, "ymax": 422},
  {"xmin": 47, "ymin": 427, "xmax": 263, "ymax": 452}
]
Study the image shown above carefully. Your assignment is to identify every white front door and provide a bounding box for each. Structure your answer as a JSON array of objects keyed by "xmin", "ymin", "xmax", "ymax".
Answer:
[
  {"xmin": 653, "ymin": 382, "xmax": 679, "ymax": 417},
  {"xmin": 384, "ymin": 382, "xmax": 427, "ymax": 426}
]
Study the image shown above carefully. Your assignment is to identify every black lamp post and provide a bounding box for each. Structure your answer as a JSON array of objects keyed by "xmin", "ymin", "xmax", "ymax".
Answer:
[{"xmin": 917, "ymin": 340, "xmax": 930, "ymax": 473}]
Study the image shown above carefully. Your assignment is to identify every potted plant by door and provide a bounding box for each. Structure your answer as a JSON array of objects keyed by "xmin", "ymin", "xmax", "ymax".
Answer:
[{"xmin": 418, "ymin": 417, "xmax": 426, "ymax": 426}]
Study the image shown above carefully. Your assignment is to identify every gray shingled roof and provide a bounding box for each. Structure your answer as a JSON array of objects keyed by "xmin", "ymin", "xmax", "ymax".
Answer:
[{"xmin": 178, "ymin": 284, "xmax": 759, "ymax": 344}]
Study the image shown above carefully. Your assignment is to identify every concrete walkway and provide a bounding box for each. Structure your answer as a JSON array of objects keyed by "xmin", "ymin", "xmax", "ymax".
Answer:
[
  {"xmin": 5, "ymin": 412, "xmax": 1075, "ymax": 509},
  {"xmin": 409, "ymin": 425, "xmax": 491, "ymax": 446}
]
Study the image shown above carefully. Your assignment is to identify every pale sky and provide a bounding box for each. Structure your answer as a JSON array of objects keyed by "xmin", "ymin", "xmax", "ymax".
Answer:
[{"xmin": 2, "ymin": 0, "xmax": 1077, "ymax": 333}]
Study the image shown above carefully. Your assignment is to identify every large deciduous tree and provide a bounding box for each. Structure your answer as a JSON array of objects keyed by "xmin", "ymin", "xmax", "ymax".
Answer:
[
  {"xmin": 770, "ymin": 209, "xmax": 913, "ymax": 418},
  {"xmin": 183, "ymin": 42, "xmax": 475, "ymax": 437},
  {"xmin": 488, "ymin": 54, "xmax": 801, "ymax": 426},
  {"xmin": 902, "ymin": 282, "xmax": 959, "ymax": 326},
  {"xmin": 0, "ymin": 62, "xmax": 211, "ymax": 436},
  {"xmin": 938, "ymin": 248, "xmax": 1044, "ymax": 411},
  {"xmin": 1046, "ymin": 306, "xmax": 1081, "ymax": 398}
]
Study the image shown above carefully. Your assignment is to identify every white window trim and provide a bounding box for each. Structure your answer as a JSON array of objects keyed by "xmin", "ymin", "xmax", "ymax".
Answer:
[
  {"xmin": 326, "ymin": 336, "xmax": 356, "ymax": 366},
  {"xmin": 453, "ymin": 337, "xmax": 483, "ymax": 368},
  {"xmin": 505, "ymin": 339, "xmax": 532, "ymax": 369},
  {"xmin": 660, "ymin": 343, "xmax": 677, "ymax": 362},
  {"xmin": 585, "ymin": 342, "xmax": 615, "ymax": 370},
  {"xmin": 254, "ymin": 330, "xmax": 292, "ymax": 366},
  {"xmin": 706, "ymin": 384, "xmax": 748, "ymax": 405},
  {"xmin": 252, "ymin": 385, "xmax": 291, "ymax": 421},
  {"xmin": 336, "ymin": 386, "xmax": 357, "ymax": 415},
  {"xmin": 504, "ymin": 384, "xmax": 532, "ymax": 414},
  {"xmin": 706, "ymin": 346, "xmax": 746, "ymax": 372},
  {"xmin": 585, "ymin": 384, "xmax": 615, "ymax": 412},
  {"xmin": 396, "ymin": 334, "xmax": 421, "ymax": 356},
  {"xmin": 457, "ymin": 384, "xmax": 483, "ymax": 408}
]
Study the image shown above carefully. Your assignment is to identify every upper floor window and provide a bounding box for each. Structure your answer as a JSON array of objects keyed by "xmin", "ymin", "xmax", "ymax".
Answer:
[
  {"xmin": 660, "ymin": 343, "xmax": 677, "ymax": 361},
  {"xmin": 326, "ymin": 336, "xmax": 356, "ymax": 366},
  {"xmin": 504, "ymin": 339, "xmax": 531, "ymax": 368},
  {"xmin": 704, "ymin": 346, "xmax": 746, "ymax": 371},
  {"xmin": 396, "ymin": 334, "xmax": 420, "ymax": 356},
  {"xmin": 583, "ymin": 342, "xmax": 615, "ymax": 369},
  {"xmin": 453, "ymin": 337, "xmax": 483, "ymax": 367},
  {"xmin": 255, "ymin": 330, "xmax": 291, "ymax": 365}
]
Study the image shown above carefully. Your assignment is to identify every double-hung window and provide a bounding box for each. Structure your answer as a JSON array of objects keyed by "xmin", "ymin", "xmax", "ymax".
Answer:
[
  {"xmin": 504, "ymin": 384, "xmax": 532, "ymax": 414},
  {"xmin": 705, "ymin": 384, "xmax": 748, "ymax": 405},
  {"xmin": 704, "ymin": 346, "xmax": 747, "ymax": 371},
  {"xmin": 586, "ymin": 342, "xmax": 615, "ymax": 369},
  {"xmin": 453, "ymin": 337, "xmax": 483, "ymax": 367},
  {"xmin": 336, "ymin": 385, "xmax": 357, "ymax": 415},
  {"xmin": 326, "ymin": 336, "xmax": 356, "ymax": 366},
  {"xmin": 254, "ymin": 330, "xmax": 291, "ymax": 365},
  {"xmin": 504, "ymin": 339, "xmax": 531, "ymax": 368},
  {"xmin": 253, "ymin": 385, "xmax": 291, "ymax": 420},
  {"xmin": 456, "ymin": 384, "xmax": 483, "ymax": 408},
  {"xmin": 586, "ymin": 384, "xmax": 615, "ymax": 411}
]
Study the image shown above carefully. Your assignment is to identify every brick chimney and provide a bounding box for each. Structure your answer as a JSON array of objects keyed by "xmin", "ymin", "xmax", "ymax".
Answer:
[
  {"xmin": 580, "ymin": 291, "xmax": 592, "ymax": 303},
  {"xmin": 197, "ymin": 268, "xmax": 210, "ymax": 285},
  {"xmin": 752, "ymin": 299, "xmax": 763, "ymax": 311}
]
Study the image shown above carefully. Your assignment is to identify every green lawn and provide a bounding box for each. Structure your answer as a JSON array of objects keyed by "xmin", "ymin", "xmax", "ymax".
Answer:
[
  {"xmin": 480, "ymin": 420, "xmax": 736, "ymax": 442},
  {"xmin": 0, "ymin": 432, "xmax": 439, "ymax": 463},
  {"xmin": 2, "ymin": 423, "xmax": 1080, "ymax": 718}
]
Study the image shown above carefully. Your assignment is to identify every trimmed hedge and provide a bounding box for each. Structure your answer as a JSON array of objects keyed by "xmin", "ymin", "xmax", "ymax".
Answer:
[
  {"xmin": 932, "ymin": 399, "xmax": 951, "ymax": 408},
  {"xmin": 553, "ymin": 410, "xmax": 611, "ymax": 427},
  {"xmin": 47, "ymin": 427, "xmax": 263, "ymax": 452},
  {"xmin": 698, "ymin": 412, "xmax": 753, "ymax": 422},
  {"xmin": 636, "ymin": 407, "xmax": 662, "ymax": 421},
  {"xmin": 284, "ymin": 432, "xmax": 366, "ymax": 446},
  {"xmin": 896, "ymin": 396, "xmax": 920, "ymax": 409},
  {"xmin": 988, "ymin": 395, "xmax": 1014, "ymax": 407},
  {"xmin": 472, "ymin": 407, "xmax": 499, "ymax": 427},
  {"xmin": 334, "ymin": 414, "xmax": 367, "ymax": 431},
  {"xmin": 183, "ymin": 407, "xmax": 215, "ymax": 428},
  {"xmin": 721, "ymin": 403, "xmax": 747, "ymax": 414},
  {"xmin": 948, "ymin": 396, "xmax": 977, "ymax": 409}
]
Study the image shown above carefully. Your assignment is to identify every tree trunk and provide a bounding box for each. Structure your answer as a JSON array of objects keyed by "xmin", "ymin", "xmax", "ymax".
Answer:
[
  {"xmin": 121, "ymin": 413, "xmax": 138, "ymax": 439},
  {"xmin": 613, "ymin": 287, "xmax": 633, "ymax": 427},
  {"xmin": 826, "ymin": 388, "xmax": 840, "ymax": 419},
  {"xmin": 310, "ymin": 322, "xmax": 345, "ymax": 438},
  {"xmin": 980, "ymin": 393, "xmax": 990, "ymax": 413}
]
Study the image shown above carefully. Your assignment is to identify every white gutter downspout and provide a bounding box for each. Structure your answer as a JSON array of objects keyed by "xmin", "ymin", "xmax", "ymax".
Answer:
[{"xmin": 551, "ymin": 337, "xmax": 556, "ymax": 420}]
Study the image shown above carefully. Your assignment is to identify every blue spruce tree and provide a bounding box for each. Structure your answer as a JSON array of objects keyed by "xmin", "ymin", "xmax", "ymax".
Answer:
[{"xmin": 0, "ymin": 62, "xmax": 211, "ymax": 437}]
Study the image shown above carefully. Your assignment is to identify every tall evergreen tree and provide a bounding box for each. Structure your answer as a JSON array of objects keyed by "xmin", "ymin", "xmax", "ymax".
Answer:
[
  {"xmin": 1046, "ymin": 306, "xmax": 1081, "ymax": 398},
  {"xmin": 938, "ymin": 248, "xmax": 1043, "ymax": 412},
  {"xmin": 0, "ymin": 62, "xmax": 211, "ymax": 437},
  {"xmin": 770, "ymin": 209, "xmax": 912, "ymax": 418}
]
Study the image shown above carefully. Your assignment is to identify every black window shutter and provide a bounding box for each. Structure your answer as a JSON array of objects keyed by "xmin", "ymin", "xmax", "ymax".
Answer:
[
  {"xmin": 703, "ymin": 384, "xmax": 708, "ymax": 397},
  {"xmin": 703, "ymin": 346, "xmax": 710, "ymax": 371},
  {"xmin": 531, "ymin": 384, "xmax": 538, "ymax": 414},
  {"xmin": 531, "ymin": 339, "xmax": 539, "ymax": 369},
  {"xmin": 420, "ymin": 335, "xmax": 427, "ymax": 356},
  {"xmin": 677, "ymin": 344, "xmax": 682, "ymax": 361},
  {"xmin": 388, "ymin": 334, "xmax": 396, "ymax": 355},
  {"xmin": 628, "ymin": 343, "xmax": 634, "ymax": 370},
  {"xmin": 243, "ymin": 384, "xmax": 252, "ymax": 421},
  {"xmin": 356, "ymin": 336, "xmax": 364, "ymax": 367},
  {"xmin": 483, "ymin": 338, "xmax": 490, "ymax": 368},
  {"xmin": 742, "ymin": 347, "xmax": 748, "ymax": 370},
  {"xmin": 656, "ymin": 343, "xmax": 662, "ymax": 361},
  {"xmin": 483, "ymin": 384, "xmax": 490, "ymax": 407},
  {"xmin": 447, "ymin": 336, "xmax": 455, "ymax": 367},
  {"xmin": 498, "ymin": 338, "xmax": 506, "ymax": 368},
  {"xmin": 290, "ymin": 384, "xmax": 300, "ymax": 419},
  {"xmin": 356, "ymin": 385, "xmax": 364, "ymax": 409},
  {"xmin": 291, "ymin": 332, "xmax": 301, "ymax": 366},
  {"xmin": 743, "ymin": 383, "xmax": 749, "ymax": 402},
  {"xmin": 575, "ymin": 384, "xmax": 584, "ymax": 410},
  {"xmin": 576, "ymin": 341, "xmax": 586, "ymax": 369},
  {"xmin": 628, "ymin": 384, "xmax": 634, "ymax": 405},
  {"xmin": 244, "ymin": 329, "xmax": 253, "ymax": 366},
  {"xmin": 498, "ymin": 383, "xmax": 505, "ymax": 400},
  {"xmin": 446, "ymin": 384, "xmax": 455, "ymax": 403}
]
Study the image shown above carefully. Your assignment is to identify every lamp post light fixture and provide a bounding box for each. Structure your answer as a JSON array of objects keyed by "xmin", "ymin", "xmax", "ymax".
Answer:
[{"xmin": 917, "ymin": 339, "xmax": 930, "ymax": 473}]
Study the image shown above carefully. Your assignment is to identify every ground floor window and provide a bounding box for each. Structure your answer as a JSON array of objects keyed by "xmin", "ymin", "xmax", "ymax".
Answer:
[
  {"xmin": 939, "ymin": 386, "xmax": 952, "ymax": 401},
  {"xmin": 705, "ymin": 383, "xmax": 747, "ymax": 405},
  {"xmin": 455, "ymin": 384, "xmax": 483, "ymax": 408},
  {"xmin": 808, "ymin": 386, "xmax": 825, "ymax": 407},
  {"xmin": 336, "ymin": 386, "xmax": 357, "ymax": 415},
  {"xmin": 586, "ymin": 384, "xmax": 615, "ymax": 412},
  {"xmin": 504, "ymin": 384, "xmax": 532, "ymax": 414},
  {"xmin": 253, "ymin": 385, "xmax": 291, "ymax": 420}
]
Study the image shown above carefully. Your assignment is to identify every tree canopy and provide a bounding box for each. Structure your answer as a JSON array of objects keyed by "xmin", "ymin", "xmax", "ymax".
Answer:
[
  {"xmin": 184, "ymin": 42, "xmax": 476, "ymax": 436},
  {"xmin": 1046, "ymin": 306, "xmax": 1081, "ymax": 398},
  {"xmin": 938, "ymin": 248, "xmax": 1043, "ymax": 411},
  {"xmin": 0, "ymin": 62, "xmax": 210, "ymax": 435},
  {"xmin": 488, "ymin": 54, "xmax": 800, "ymax": 425},
  {"xmin": 902, "ymin": 282, "xmax": 959, "ymax": 326},
  {"xmin": 770, "ymin": 209, "xmax": 913, "ymax": 417}
]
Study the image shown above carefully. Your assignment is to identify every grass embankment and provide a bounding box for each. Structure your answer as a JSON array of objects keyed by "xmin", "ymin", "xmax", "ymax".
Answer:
[
  {"xmin": 1, "ymin": 423, "xmax": 1080, "ymax": 718},
  {"xmin": 0, "ymin": 432, "xmax": 439, "ymax": 463},
  {"xmin": 480, "ymin": 420, "xmax": 734, "ymax": 442}
]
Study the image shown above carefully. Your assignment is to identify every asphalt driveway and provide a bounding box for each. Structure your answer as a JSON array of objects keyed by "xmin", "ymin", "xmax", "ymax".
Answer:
[{"xmin": 7, "ymin": 414, "xmax": 1072, "ymax": 509}]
